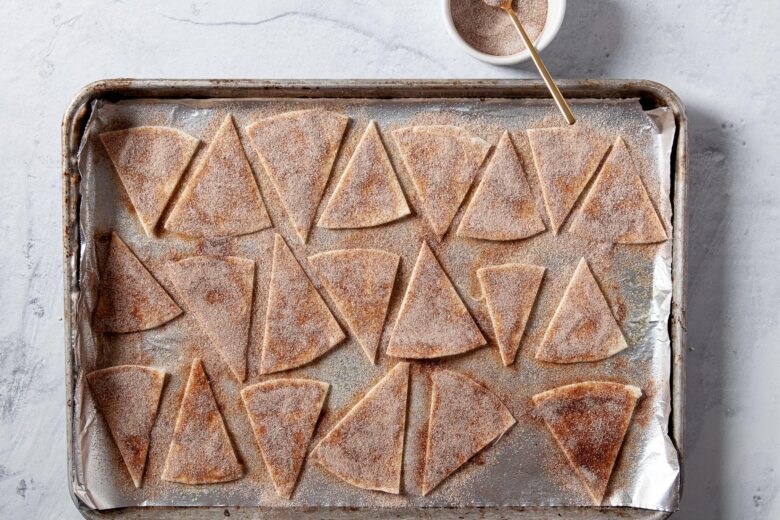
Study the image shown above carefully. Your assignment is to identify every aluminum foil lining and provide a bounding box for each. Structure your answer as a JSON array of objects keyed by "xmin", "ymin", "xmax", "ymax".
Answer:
[{"xmin": 71, "ymin": 96, "xmax": 680, "ymax": 511}]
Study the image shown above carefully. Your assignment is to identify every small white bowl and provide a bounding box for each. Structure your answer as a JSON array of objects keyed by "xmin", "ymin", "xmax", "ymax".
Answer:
[{"xmin": 442, "ymin": 0, "xmax": 566, "ymax": 66}]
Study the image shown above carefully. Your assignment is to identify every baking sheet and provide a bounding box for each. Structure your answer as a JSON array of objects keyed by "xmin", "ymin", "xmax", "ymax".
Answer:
[{"xmin": 72, "ymin": 96, "xmax": 680, "ymax": 511}]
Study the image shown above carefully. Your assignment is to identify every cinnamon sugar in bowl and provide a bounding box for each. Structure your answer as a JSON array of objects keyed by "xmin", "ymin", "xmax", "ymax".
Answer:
[{"xmin": 442, "ymin": 0, "xmax": 566, "ymax": 65}]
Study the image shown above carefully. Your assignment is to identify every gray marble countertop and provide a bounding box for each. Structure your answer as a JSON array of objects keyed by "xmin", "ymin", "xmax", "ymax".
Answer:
[{"xmin": 1, "ymin": 1, "xmax": 777, "ymax": 518}]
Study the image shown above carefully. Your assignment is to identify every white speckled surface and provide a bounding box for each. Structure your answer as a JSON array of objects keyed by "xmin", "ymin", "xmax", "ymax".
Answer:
[{"xmin": 0, "ymin": 1, "xmax": 778, "ymax": 519}]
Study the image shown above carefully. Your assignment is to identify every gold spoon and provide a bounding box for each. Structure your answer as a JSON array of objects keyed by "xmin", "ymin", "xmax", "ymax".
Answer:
[{"xmin": 484, "ymin": 0, "xmax": 576, "ymax": 125}]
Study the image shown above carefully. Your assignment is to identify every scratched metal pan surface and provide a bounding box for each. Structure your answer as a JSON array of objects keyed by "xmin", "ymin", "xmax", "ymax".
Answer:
[{"xmin": 61, "ymin": 80, "xmax": 687, "ymax": 519}]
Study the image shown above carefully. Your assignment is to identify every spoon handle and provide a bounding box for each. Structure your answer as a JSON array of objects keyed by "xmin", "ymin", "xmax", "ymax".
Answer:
[{"xmin": 504, "ymin": 7, "xmax": 576, "ymax": 125}]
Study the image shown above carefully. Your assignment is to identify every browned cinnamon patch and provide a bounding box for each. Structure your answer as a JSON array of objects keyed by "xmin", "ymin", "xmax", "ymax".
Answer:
[
  {"xmin": 532, "ymin": 381, "xmax": 642, "ymax": 505},
  {"xmin": 412, "ymin": 415, "xmax": 430, "ymax": 492}
]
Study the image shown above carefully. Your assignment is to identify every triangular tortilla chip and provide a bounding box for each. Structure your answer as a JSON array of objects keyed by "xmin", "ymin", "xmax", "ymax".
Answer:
[
  {"xmin": 162, "ymin": 358, "xmax": 242, "ymax": 484},
  {"xmin": 393, "ymin": 125, "xmax": 491, "ymax": 239},
  {"xmin": 319, "ymin": 121, "xmax": 410, "ymax": 229},
  {"xmin": 312, "ymin": 362, "xmax": 409, "ymax": 494},
  {"xmin": 165, "ymin": 115, "xmax": 271, "ymax": 238},
  {"xmin": 422, "ymin": 369, "xmax": 515, "ymax": 495},
  {"xmin": 309, "ymin": 248, "xmax": 400, "ymax": 364},
  {"xmin": 532, "ymin": 382, "xmax": 642, "ymax": 504},
  {"xmin": 93, "ymin": 232, "xmax": 182, "ymax": 333},
  {"xmin": 387, "ymin": 242, "xmax": 485, "ymax": 359},
  {"xmin": 241, "ymin": 378, "xmax": 329, "ymax": 499},
  {"xmin": 261, "ymin": 234, "xmax": 345, "ymax": 374},
  {"xmin": 458, "ymin": 132, "xmax": 545, "ymax": 241},
  {"xmin": 536, "ymin": 258, "xmax": 627, "ymax": 363},
  {"xmin": 527, "ymin": 126, "xmax": 611, "ymax": 233},
  {"xmin": 86, "ymin": 365, "xmax": 165, "ymax": 488},
  {"xmin": 167, "ymin": 256, "xmax": 254, "ymax": 381},
  {"xmin": 100, "ymin": 126, "xmax": 198, "ymax": 236},
  {"xmin": 570, "ymin": 137, "xmax": 668, "ymax": 244},
  {"xmin": 247, "ymin": 110, "xmax": 349, "ymax": 242},
  {"xmin": 478, "ymin": 263, "xmax": 545, "ymax": 366}
]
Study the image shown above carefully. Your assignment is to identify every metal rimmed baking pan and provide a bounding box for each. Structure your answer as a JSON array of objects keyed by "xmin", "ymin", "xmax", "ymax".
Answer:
[{"xmin": 62, "ymin": 79, "xmax": 687, "ymax": 519}]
